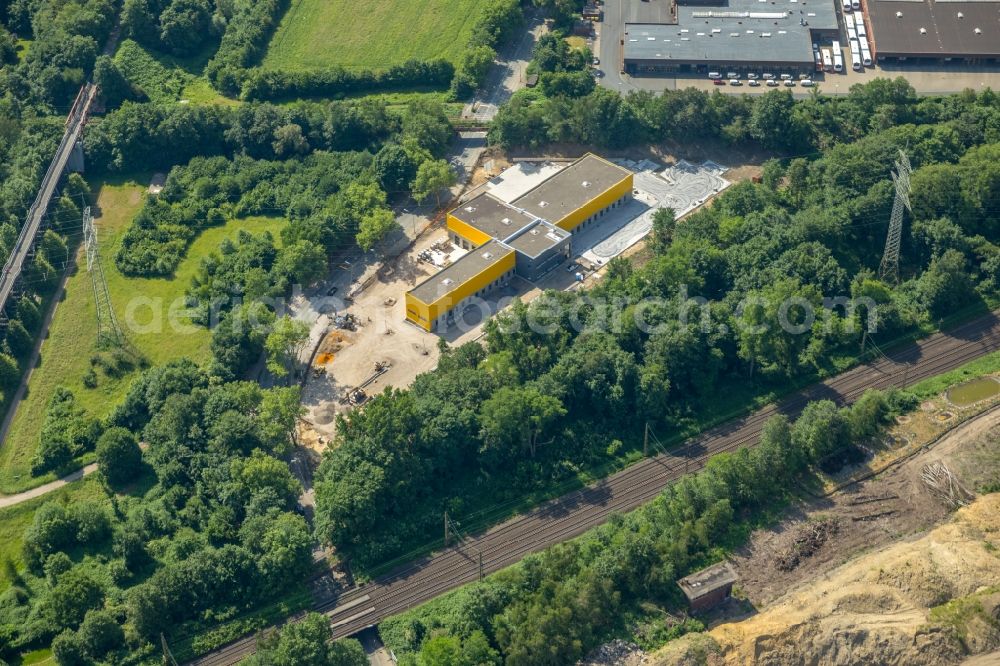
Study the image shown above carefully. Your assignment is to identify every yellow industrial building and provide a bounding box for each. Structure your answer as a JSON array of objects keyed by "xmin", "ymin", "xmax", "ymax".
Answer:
[{"xmin": 406, "ymin": 154, "xmax": 633, "ymax": 332}]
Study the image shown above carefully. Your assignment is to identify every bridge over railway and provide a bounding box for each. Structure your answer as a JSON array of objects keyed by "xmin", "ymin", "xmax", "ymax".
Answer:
[{"xmin": 0, "ymin": 83, "xmax": 95, "ymax": 326}]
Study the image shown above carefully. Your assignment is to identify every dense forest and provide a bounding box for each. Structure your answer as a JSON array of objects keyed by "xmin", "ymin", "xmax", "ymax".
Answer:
[
  {"xmin": 0, "ymin": 358, "xmax": 373, "ymax": 663},
  {"xmin": 314, "ymin": 85, "xmax": 1000, "ymax": 571},
  {"xmin": 379, "ymin": 389, "xmax": 911, "ymax": 664}
]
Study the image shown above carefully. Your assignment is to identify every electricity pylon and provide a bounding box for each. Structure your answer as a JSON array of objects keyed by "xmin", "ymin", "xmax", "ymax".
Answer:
[
  {"xmin": 83, "ymin": 206, "xmax": 128, "ymax": 349},
  {"xmin": 878, "ymin": 150, "xmax": 912, "ymax": 285}
]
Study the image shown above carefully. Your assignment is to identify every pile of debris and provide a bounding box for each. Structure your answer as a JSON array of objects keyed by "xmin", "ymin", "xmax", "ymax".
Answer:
[
  {"xmin": 334, "ymin": 313, "xmax": 358, "ymax": 330},
  {"xmin": 775, "ymin": 518, "xmax": 840, "ymax": 572},
  {"xmin": 921, "ymin": 461, "xmax": 974, "ymax": 508},
  {"xmin": 578, "ymin": 640, "xmax": 646, "ymax": 666}
]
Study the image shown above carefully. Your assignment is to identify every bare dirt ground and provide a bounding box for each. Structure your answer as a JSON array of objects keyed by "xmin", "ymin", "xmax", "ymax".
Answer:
[
  {"xmin": 701, "ymin": 490, "xmax": 1000, "ymax": 665},
  {"xmin": 733, "ymin": 403, "xmax": 1000, "ymax": 608},
  {"xmin": 298, "ymin": 229, "xmax": 449, "ymax": 439},
  {"xmin": 643, "ymin": 394, "xmax": 1000, "ymax": 666}
]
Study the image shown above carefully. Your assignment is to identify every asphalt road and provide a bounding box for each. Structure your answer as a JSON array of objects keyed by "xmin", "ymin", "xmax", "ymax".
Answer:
[
  {"xmin": 191, "ymin": 308, "xmax": 1000, "ymax": 665},
  {"xmin": 463, "ymin": 15, "xmax": 547, "ymax": 122}
]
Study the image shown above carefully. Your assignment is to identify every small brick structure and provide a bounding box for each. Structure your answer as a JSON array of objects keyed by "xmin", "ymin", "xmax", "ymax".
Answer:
[{"xmin": 677, "ymin": 561, "xmax": 738, "ymax": 613}]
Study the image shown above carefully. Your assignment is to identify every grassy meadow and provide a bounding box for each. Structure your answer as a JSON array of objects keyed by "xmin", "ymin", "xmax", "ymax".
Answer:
[
  {"xmin": 0, "ymin": 177, "xmax": 285, "ymax": 494},
  {"xmin": 262, "ymin": 0, "xmax": 486, "ymax": 71}
]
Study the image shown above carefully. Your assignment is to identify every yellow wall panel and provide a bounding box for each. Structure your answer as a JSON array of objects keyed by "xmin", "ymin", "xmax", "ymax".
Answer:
[
  {"xmin": 406, "ymin": 251, "xmax": 516, "ymax": 331},
  {"xmin": 405, "ymin": 292, "xmax": 433, "ymax": 331},
  {"xmin": 555, "ymin": 174, "xmax": 634, "ymax": 232},
  {"xmin": 447, "ymin": 214, "xmax": 493, "ymax": 247}
]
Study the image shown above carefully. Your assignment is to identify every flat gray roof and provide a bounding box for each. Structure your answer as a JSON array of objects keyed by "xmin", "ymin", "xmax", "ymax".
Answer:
[
  {"xmin": 624, "ymin": 0, "xmax": 837, "ymax": 66},
  {"xmin": 513, "ymin": 154, "xmax": 632, "ymax": 224},
  {"xmin": 677, "ymin": 561, "xmax": 738, "ymax": 600},
  {"xmin": 868, "ymin": 0, "xmax": 1000, "ymax": 57},
  {"xmin": 505, "ymin": 220, "xmax": 569, "ymax": 258},
  {"xmin": 409, "ymin": 240, "xmax": 513, "ymax": 304},
  {"xmin": 451, "ymin": 193, "xmax": 537, "ymax": 241}
]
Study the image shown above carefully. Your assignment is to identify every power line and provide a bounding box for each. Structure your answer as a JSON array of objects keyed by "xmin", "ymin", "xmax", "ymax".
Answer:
[
  {"xmin": 84, "ymin": 205, "xmax": 131, "ymax": 351},
  {"xmin": 878, "ymin": 150, "xmax": 912, "ymax": 285}
]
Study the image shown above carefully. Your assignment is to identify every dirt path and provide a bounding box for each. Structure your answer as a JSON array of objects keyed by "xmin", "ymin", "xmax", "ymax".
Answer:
[{"xmin": 0, "ymin": 462, "xmax": 97, "ymax": 509}]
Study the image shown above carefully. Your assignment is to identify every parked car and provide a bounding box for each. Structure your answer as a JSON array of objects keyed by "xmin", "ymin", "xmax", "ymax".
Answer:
[
  {"xmin": 726, "ymin": 72, "xmax": 739, "ymax": 79},
  {"xmin": 762, "ymin": 72, "xmax": 775, "ymax": 79},
  {"xmin": 713, "ymin": 79, "xmax": 726, "ymax": 85},
  {"xmin": 784, "ymin": 79, "xmax": 796, "ymax": 87},
  {"xmin": 748, "ymin": 79, "xmax": 761, "ymax": 87},
  {"xmin": 766, "ymin": 79, "xmax": 780, "ymax": 86},
  {"xmin": 800, "ymin": 79, "xmax": 815, "ymax": 87},
  {"xmin": 780, "ymin": 73, "xmax": 793, "ymax": 80},
  {"xmin": 729, "ymin": 79, "xmax": 742, "ymax": 86},
  {"xmin": 566, "ymin": 262, "xmax": 578, "ymax": 272},
  {"xmin": 592, "ymin": 56, "xmax": 600, "ymax": 65},
  {"xmin": 747, "ymin": 73, "xmax": 759, "ymax": 79},
  {"xmin": 708, "ymin": 71, "xmax": 722, "ymax": 79}
]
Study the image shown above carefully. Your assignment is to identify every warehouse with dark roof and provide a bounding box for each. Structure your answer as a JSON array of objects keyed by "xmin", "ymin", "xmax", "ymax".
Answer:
[
  {"xmin": 623, "ymin": 0, "xmax": 839, "ymax": 74},
  {"xmin": 866, "ymin": 0, "xmax": 1000, "ymax": 62}
]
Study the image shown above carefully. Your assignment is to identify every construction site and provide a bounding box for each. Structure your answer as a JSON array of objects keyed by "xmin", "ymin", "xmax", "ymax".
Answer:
[{"xmin": 294, "ymin": 153, "xmax": 732, "ymax": 445}]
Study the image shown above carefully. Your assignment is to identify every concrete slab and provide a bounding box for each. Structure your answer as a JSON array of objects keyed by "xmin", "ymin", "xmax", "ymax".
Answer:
[
  {"xmin": 487, "ymin": 162, "xmax": 566, "ymax": 203},
  {"xmin": 578, "ymin": 160, "xmax": 731, "ymax": 265}
]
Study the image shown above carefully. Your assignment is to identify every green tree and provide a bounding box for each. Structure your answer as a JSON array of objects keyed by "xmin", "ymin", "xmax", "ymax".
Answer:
[
  {"xmin": 44, "ymin": 552, "xmax": 73, "ymax": 585},
  {"xmin": 234, "ymin": 451, "xmax": 302, "ymax": 509},
  {"xmin": 51, "ymin": 567, "xmax": 104, "ymax": 629},
  {"xmin": 411, "ymin": 159, "xmax": 456, "ymax": 208},
  {"xmin": 736, "ymin": 278, "xmax": 823, "ymax": 377},
  {"xmin": 917, "ymin": 248, "xmax": 975, "ymax": 318},
  {"xmin": 78, "ymin": 609, "xmax": 124, "ymax": 659},
  {"xmin": 248, "ymin": 612, "xmax": 367, "ymax": 665},
  {"xmin": 479, "ymin": 386, "xmax": 566, "ymax": 458},
  {"xmin": 272, "ymin": 123, "xmax": 310, "ymax": 157},
  {"xmin": 94, "ymin": 55, "xmax": 136, "ymax": 108},
  {"xmin": 159, "ymin": 0, "xmax": 213, "ymax": 55},
  {"xmin": 847, "ymin": 389, "xmax": 889, "ymax": 441},
  {"xmin": 265, "ymin": 316, "xmax": 310, "ymax": 379},
  {"xmin": 791, "ymin": 399, "xmax": 849, "ymax": 462},
  {"xmin": 649, "ymin": 207, "xmax": 676, "ymax": 255},
  {"xmin": 4, "ymin": 318, "xmax": 32, "ymax": 359},
  {"xmin": 274, "ymin": 240, "xmax": 327, "ymax": 288},
  {"xmin": 211, "ymin": 301, "xmax": 276, "ymax": 381},
  {"xmin": 419, "ymin": 635, "xmax": 464, "ymax": 666},
  {"xmin": 0, "ymin": 351, "xmax": 18, "ymax": 390},
  {"xmin": 51, "ymin": 630, "xmax": 87, "ymax": 666},
  {"xmin": 95, "ymin": 427, "xmax": 142, "ymax": 487},
  {"xmin": 748, "ymin": 90, "xmax": 810, "ymax": 150},
  {"xmin": 257, "ymin": 387, "xmax": 302, "ymax": 457},
  {"xmin": 356, "ymin": 208, "xmax": 399, "ymax": 252},
  {"xmin": 374, "ymin": 144, "xmax": 418, "ymax": 194}
]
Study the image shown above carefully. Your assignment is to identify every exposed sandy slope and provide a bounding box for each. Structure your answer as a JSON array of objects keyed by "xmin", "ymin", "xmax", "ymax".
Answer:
[
  {"xmin": 647, "ymin": 406, "xmax": 1000, "ymax": 666},
  {"xmin": 706, "ymin": 492, "xmax": 1000, "ymax": 665}
]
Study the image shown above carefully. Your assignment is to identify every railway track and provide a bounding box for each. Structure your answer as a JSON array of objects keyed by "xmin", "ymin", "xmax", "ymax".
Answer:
[
  {"xmin": 190, "ymin": 309, "xmax": 1000, "ymax": 665},
  {"xmin": 0, "ymin": 84, "xmax": 95, "ymax": 320}
]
